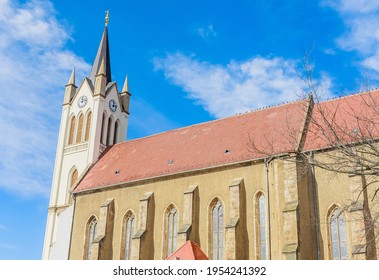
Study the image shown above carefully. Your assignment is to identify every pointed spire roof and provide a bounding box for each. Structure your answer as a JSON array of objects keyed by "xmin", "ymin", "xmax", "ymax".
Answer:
[
  {"xmin": 122, "ymin": 75, "xmax": 129, "ymax": 92},
  {"xmin": 66, "ymin": 68, "xmax": 76, "ymax": 86},
  {"xmin": 89, "ymin": 27, "xmax": 112, "ymax": 84}
]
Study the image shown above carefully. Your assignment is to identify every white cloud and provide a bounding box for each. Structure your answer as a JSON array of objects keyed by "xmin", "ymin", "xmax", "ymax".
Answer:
[
  {"xmin": 0, "ymin": 243, "xmax": 18, "ymax": 251},
  {"xmin": 0, "ymin": 0, "xmax": 90, "ymax": 196},
  {"xmin": 154, "ymin": 53, "xmax": 332, "ymax": 118},
  {"xmin": 323, "ymin": 0, "xmax": 379, "ymax": 76},
  {"xmin": 197, "ymin": 24, "xmax": 217, "ymax": 41},
  {"xmin": 322, "ymin": 0, "xmax": 379, "ymax": 14}
]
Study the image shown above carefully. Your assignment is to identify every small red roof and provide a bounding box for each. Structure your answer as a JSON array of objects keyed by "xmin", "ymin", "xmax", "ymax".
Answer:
[
  {"xmin": 166, "ymin": 240, "xmax": 208, "ymax": 260},
  {"xmin": 74, "ymin": 100, "xmax": 308, "ymax": 193}
]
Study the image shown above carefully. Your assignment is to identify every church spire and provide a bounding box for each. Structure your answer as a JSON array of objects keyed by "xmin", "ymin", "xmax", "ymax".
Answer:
[{"xmin": 88, "ymin": 11, "xmax": 112, "ymax": 85}]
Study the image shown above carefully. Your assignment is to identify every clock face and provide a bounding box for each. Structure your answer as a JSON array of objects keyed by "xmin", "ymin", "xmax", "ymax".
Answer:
[
  {"xmin": 109, "ymin": 99, "xmax": 117, "ymax": 112},
  {"xmin": 77, "ymin": 96, "xmax": 88, "ymax": 108}
]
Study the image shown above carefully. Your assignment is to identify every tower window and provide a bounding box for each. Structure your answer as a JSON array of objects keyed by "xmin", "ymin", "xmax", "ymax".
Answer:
[
  {"xmin": 84, "ymin": 112, "xmax": 92, "ymax": 141},
  {"xmin": 113, "ymin": 120, "xmax": 119, "ymax": 145},
  {"xmin": 76, "ymin": 113, "xmax": 84, "ymax": 143},
  {"xmin": 68, "ymin": 116, "xmax": 76, "ymax": 145}
]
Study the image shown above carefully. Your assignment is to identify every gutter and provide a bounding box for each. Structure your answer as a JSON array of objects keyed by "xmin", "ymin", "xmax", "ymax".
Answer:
[{"xmin": 264, "ymin": 156, "xmax": 274, "ymax": 260}]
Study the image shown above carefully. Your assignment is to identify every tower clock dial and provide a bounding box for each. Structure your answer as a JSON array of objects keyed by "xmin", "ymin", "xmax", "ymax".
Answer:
[
  {"xmin": 77, "ymin": 95, "xmax": 88, "ymax": 108},
  {"xmin": 109, "ymin": 99, "xmax": 117, "ymax": 112}
]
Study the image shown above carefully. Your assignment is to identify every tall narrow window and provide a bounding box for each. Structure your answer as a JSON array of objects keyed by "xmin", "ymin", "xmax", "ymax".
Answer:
[
  {"xmin": 68, "ymin": 116, "xmax": 76, "ymax": 145},
  {"xmin": 67, "ymin": 169, "xmax": 78, "ymax": 204},
  {"xmin": 86, "ymin": 218, "xmax": 97, "ymax": 260},
  {"xmin": 257, "ymin": 194, "xmax": 267, "ymax": 260},
  {"xmin": 100, "ymin": 113, "xmax": 106, "ymax": 145},
  {"xmin": 84, "ymin": 112, "xmax": 92, "ymax": 141},
  {"xmin": 76, "ymin": 113, "xmax": 84, "ymax": 143},
  {"xmin": 124, "ymin": 213, "xmax": 135, "ymax": 260},
  {"xmin": 330, "ymin": 208, "xmax": 348, "ymax": 260},
  {"xmin": 106, "ymin": 117, "xmax": 113, "ymax": 146},
  {"xmin": 166, "ymin": 206, "xmax": 178, "ymax": 257},
  {"xmin": 211, "ymin": 200, "xmax": 224, "ymax": 260},
  {"xmin": 70, "ymin": 169, "xmax": 78, "ymax": 188},
  {"xmin": 113, "ymin": 120, "xmax": 119, "ymax": 145}
]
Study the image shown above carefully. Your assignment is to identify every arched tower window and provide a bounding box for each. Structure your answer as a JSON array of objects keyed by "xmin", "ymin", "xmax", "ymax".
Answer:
[
  {"xmin": 76, "ymin": 113, "xmax": 84, "ymax": 143},
  {"xmin": 113, "ymin": 120, "xmax": 119, "ymax": 145},
  {"xmin": 106, "ymin": 117, "xmax": 113, "ymax": 146},
  {"xmin": 329, "ymin": 207, "xmax": 348, "ymax": 260},
  {"xmin": 84, "ymin": 111, "xmax": 92, "ymax": 141},
  {"xmin": 100, "ymin": 112, "xmax": 107, "ymax": 145},
  {"xmin": 121, "ymin": 211, "xmax": 135, "ymax": 260},
  {"xmin": 256, "ymin": 193, "xmax": 267, "ymax": 259},
  {"xmin": 67, "ymin": 168, "xmax": 78, "ymax": 204},
  {"xmin": 164, "ymin": 205, "xmax": 178, "ymax": 257},
  {"xmin": 68, "ymin": 116, "xmax": 76, "ymax": 145},
  {"xmin": 85, "ymin": 217, "xmax": 97, "ymax": 260},
  {"xmin": 210, "ymin": 199, "xmax": 224, "ymax": 260}
]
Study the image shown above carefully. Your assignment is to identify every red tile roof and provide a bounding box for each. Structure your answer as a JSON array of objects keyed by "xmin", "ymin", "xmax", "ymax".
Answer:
[
  {"xmin": 304, "ymin": 90, "xmax": 379, "ymax": 151},
  {"xmin": 166, "ymin": 240, "xmax": 208, "ymax": 260},
  {"xmin": 74, "ymin": 100, "xmax": 308, "ymax": 193}
]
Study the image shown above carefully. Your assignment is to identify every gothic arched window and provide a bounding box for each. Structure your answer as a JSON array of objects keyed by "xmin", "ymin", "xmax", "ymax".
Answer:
[
  {"xmin": 113, "ymin": 120, "xmax": 119, "ymax": 145},
  {"xmin": 76, "ymin": 113, "xmax": 84, "ymax": 143},
  {"xmin": 165, "ymin": 205, "xmax": 178, "ymax": 257},
  {"xmin": 256, "ymin": 193, "xmax": 267, "ymax": 259},
  {"xmin": 67, "ymin": 168, "xmax": 78, "ymax": 204},
  {"xmin": 211, "ymin": 199, "xmax": 224, "ymax": 260},
  {"xmin": 106, "ymin": 117, "xmax": 113, "ymax": 146},
  {"xmin": 122, "ymin": 212, "xmax": 135, "ymax": 260},
  {"xmin": 100, "ymin": 112, "xmax": 106, "ymax": 145},
  {"xmin": 68, "ymin": 116, "xmax": 76, "ymax": 145},
  {"xmin": 84, "ymin": 111, "xmax": 92, "ymax": 141},
  {"xmin": 329, "ymin": 208, "xmax": 348, "ymax": 260},
  {"xmin": 85, "ymin": 217, "xmax": 97, "ymax": 260}
]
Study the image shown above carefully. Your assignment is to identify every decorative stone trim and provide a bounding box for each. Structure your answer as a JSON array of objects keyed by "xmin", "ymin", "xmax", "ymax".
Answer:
[{"xmin": 63, "ymin": 142, "xmax": 88, "ymax": 154}]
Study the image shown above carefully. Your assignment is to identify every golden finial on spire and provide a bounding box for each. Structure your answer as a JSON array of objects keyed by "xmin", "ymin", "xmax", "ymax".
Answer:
[{"xmin": 105, "ymin": 10, "xmax": 110, "ymax": 26}]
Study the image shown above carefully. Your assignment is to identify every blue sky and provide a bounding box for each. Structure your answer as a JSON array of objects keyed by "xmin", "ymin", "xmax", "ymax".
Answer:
[{"xmin": 1, "ymin": 0, "xmax": 379, "ymax": 259}]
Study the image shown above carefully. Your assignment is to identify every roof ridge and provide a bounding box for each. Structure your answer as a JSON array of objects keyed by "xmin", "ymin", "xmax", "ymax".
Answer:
[{"xmin": 319, "ymin": 88, "xmax": 379, "ymax": 104}]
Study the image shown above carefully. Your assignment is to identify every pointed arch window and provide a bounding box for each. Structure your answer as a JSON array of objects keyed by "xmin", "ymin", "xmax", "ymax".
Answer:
[
  {"xmin": 106, "ymin": 117, "xmax": 113, "ymax": 146},
  {"xmin": 256, "ymin": 193, "xmax": 267, "ymax": 259},
  {"xmin": 67, "ymin": 169, "xmax": 78, "ymax": 204},
  {"xmin": 76, "ymin": 113, "xmax": 84, "ymax": 143},
  {"xmin": 122, "ymin": 212, "xmax": 135, "ymax": 260},
  {"xmin": 85, "ymin": 217, "xmax": 97, "ymax": 260},
  {"xmin": 165, "ymin": 205, "xmax": 178, "ymax": 257},
  {"xmin": 84, "ymin": 112, "xmax": 92, "ymax": 141},
  {"xmin": 211, "ymin": 199, "xmax": 224, "ymax": 260},
  {"xmin": 68, "ymin": 116, "xmax": 76, "ymax": 145},
  {"xmin": 330, "ymin": 208, "xmax": 348, "ymax": 260},
  {"xmin": 100, "ymin": 113, "xmax": 106, "ymax": 145},
  {"xmin": 113, "ymin": 120, "xmax": 119, "ymax": 145}
]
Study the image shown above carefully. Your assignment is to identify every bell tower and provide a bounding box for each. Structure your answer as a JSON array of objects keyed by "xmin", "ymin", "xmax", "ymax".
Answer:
[{"xmin": 42, "ymin": 12, "xmax": 130, "ymax": 259}]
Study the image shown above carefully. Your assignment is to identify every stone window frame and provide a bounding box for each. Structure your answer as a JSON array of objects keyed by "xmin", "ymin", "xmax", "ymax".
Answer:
[
  {"xmin": 327, "ymin": 204, "xmax": 349, "ymax": 260},
  {"xmin": 208, "ymin": 197, "xmax": 224, "ymax": 260},
  {"xmin": 66, "ymin": 166, "xmax": 78, "ymax": 204},
  {"xmin": 162, "ymin": 203, "xmax": 179, "ymax": 258},
  {"xmin": 254, "ymin": 191, "xmax": 267, "ymax": 260},
  {"xmin": 120, "ymin": 210, "xmax": 135, "ymax": 260},
  {"xmin": 84, "ymin": 215, "xmax": 98, "ymax": 260}
]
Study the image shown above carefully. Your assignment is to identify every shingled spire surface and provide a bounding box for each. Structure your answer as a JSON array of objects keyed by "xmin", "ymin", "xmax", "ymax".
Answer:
[{"xmin": 89, "ymin": 27, "xmax": 112, "ymax": 84}]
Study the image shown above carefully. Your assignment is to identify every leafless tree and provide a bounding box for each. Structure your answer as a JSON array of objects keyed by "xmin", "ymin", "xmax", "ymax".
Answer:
[{"xmin": 248, "ymin": 54, "xmax": 379, "ymax": 259}]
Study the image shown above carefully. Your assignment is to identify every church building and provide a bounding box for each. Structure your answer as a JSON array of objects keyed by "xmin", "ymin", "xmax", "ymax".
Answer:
[{"xmin": 42, "ymin": 19, "xmax": 379, "ymax": 260}]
